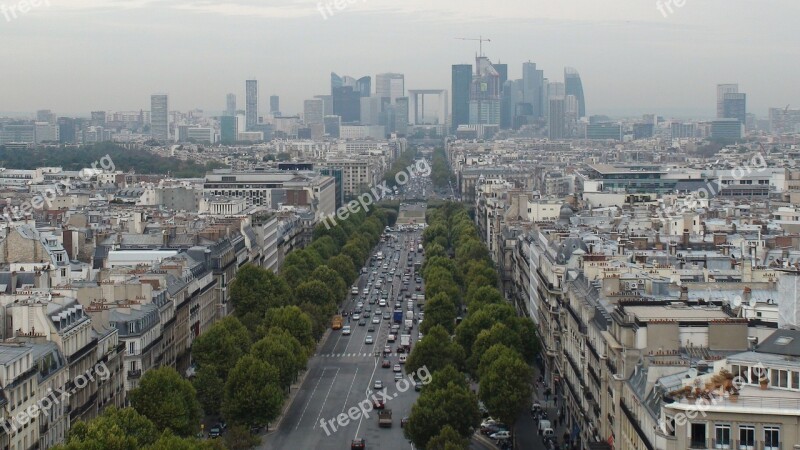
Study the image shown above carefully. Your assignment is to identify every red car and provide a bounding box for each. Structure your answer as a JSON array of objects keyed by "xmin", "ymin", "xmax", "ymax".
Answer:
[
  {"xmin": 373, "ymin": 399, "xmax": 385, "ymax": 409},
  {"xmin": 351, "ymin": 438, "xmax": 365, "ymax": 449},
  {"xmin": 382, "ymin": 359, "xmax": 391, "ymax": 368}
]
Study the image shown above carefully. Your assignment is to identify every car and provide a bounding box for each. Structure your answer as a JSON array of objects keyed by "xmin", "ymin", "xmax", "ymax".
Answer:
[
  {"xmin": 418, "ymin": 332, "xmax": 424, "ymax": 339},
  {"xmin": 208, "ymin": 427, "xmax": 221, "ymax": 438},
  {"xmin": 365, "ymin": 336, "xmax": 373, "ymax": 344},
  {"xmin": 365, "ymin": 305, "xmax": 372, "ymax": 312},
  {"xmin": 342, "ymin": 326, "xmax": 351, "ymax": 336},
  {"xmin": 383, "ymin": 346, "xmax": 391, "ymax": 354},
  {"xmin": 482, "ymin": 423, "xmax": 508, "ymax": 435},
  {"xmin": 490, "ymin": 431, "xmax": 512, "ymax": 441},
  {"xmin": 414, "ymin": 381, "xmax": 423, "ymax": 391},
  {"xmin": 379, "ymin": 299, "xmax": 386, "ymax": 307},
  {"xmin": 383, "ymin": 312, "xmax": 391, "ymax": 320},
  {"xmin": 367, "ymin": 324, "xmax": 375, "ymax": 332},
  {"xmin": 394, "ymin": 372, "xmax": 403, "ymax": 381},
  {"xmin": 363, "ymin": 288, "xmax": 369, "ymax": 295},
  {"xmin": 368, "ymin": 297, "xmax": 376, "ymax": 304},
  {"xmin": 351, "ymin": 438, "xmax": 366, "ymax": 449},
  {"xmin": 415, "ymin": 285, "xmax": 421, "ymax": 291},
  {"xmin": 353, "ymin": 313, "xmax": 361, "ymax": 320},
  {"xmin": 374, "ymin": 380, "xmax": 383, "ymax": 389},
  {"xmin": 396, "ymin": 346, "xmax": 405, "ymax": 354},
  {"xmin": 393, "ymin": 364, "xmax": 401, "ymax": 372},
  {"xmin": 363, "ymin": 311, "xmax": 370, "ymax": 318},
  {"xmin": 387, "ymin": 334, "xmax": 396, "ymax": 342},
  {"xmin": 373, "ymin": 399, "xmax": 385, "ymax": 409},
  {"xmin": 382, "ymin": 359, "xmax": 391, "ymax": 368},
  {"xmin": 372, "ymin": 316, "xmax": 380, "ymax": 324},
  {"xmin": 399, "ymin": 354, "xmax": 407, "ymax": 363},
  {"xmin": 358, "ymin": 319, "xmax": 366, "ymax": 326}
]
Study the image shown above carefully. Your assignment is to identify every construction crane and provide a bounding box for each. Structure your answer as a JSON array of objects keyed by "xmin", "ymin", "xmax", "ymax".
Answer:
[{"xmin": 455, "ymin": 36, "xmax": 491, "ymax": 57}]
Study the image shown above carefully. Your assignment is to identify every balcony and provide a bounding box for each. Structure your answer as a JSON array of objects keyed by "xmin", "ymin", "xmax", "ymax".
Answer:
[{"xmin": 127, "ymin": 369, "xmax": 142, "ymax": 379}]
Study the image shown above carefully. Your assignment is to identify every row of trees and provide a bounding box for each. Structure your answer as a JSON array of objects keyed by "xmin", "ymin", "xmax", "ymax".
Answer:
[
  {"xmin": 430, "ymin": 147, "xmax": 456, "ymax": 189},
  {"xmin": 402, "ymin": 202, "xmax": 539, "ymax": 448},
  {"xmin": 384, "ymin": 147, "xmax": 418, "ymax": 188}
]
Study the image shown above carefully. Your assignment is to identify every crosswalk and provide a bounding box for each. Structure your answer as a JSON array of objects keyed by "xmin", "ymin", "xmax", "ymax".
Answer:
[{"xmin": 318, "ymin": 353, "xmax": 404, "ymax": 358}]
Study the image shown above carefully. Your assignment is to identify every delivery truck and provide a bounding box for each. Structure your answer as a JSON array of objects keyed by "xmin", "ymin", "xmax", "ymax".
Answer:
[
  {"xmin": 393, "ymin": 311, "xmax": 403, "ymax": 324},
  {"xmin": 332, "ymin": 315, "xmax": 343, "ymax": 330}
]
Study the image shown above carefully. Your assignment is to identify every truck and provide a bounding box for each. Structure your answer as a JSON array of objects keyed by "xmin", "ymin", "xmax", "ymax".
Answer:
[
  {"xmin": 378, "ymin": 409, "xmax": 392, "ymax": 428},
  {"xmin": 405, "ymin": 310, "xmax": 414, "ymax": 321},
  {"xmin": 406, "ymin": 301, "xmax": 413, "ymax": 311},
  {"xmin": 405, "ymin": 319, "xmax": 413, "ymax": 330},
  {"xmin": 393, "ymin": 311, "xmax": 403, "ymax": 324},
  {"xmin": 413, "ymin": 262, "xmax": 421, "ymax": 273},
  {"xmin": 332, "ymin": 315, "xmax": 343, "ymax": 330},
  {"xmin": 416, "ymin": 295, "xmax": 425, "ymax": 309},
  {"xmin": 400, "ymin": 334, "xmax": 412, "ymax": 352},
  {"xmin": 418, "ymin": 244, "xmax": 423, "ymax": 252}
]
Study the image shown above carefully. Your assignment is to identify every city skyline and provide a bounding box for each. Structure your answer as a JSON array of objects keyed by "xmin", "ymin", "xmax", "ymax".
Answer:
[{"xmin": 1, "ymin": 0, "xmax": 797, "ymax": 118}]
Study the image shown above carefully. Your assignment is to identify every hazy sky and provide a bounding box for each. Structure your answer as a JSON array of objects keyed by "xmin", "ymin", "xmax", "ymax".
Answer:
[{"xmin": 1, "ymin": 0, "xmax": 798, "ymax": 119}]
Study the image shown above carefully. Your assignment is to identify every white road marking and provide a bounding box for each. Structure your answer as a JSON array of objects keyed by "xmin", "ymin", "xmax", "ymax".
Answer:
[
  {"xmin": 295, "ymin": 368, "xmax": 327, "ymax": 430},
  {"xmin": 354, "ymin": 352, "xmax": 380, "ymax": 439},
  {"xmin": 313, "ymin": 367, "xmax": 340, "ymax": 430},
  {"xmin": 341, "ymin": 366, "xmax": 359, "ymax": 414}
]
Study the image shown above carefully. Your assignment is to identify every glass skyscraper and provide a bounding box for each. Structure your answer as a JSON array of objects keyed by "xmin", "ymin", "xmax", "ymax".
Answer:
[
  {"xmin": 245, "ymin": 80, "xmax": 258, "ymax": 131},
  {"xmin": 451, "ymin": 64, "xmax": 472, "ymax": 131},
  {"xmin": 150, "ymin": 94, "xmax": 169, "ymax": 141},
  {"xmin": 564, "ymin": 67, "xmax": 586, "ymax": 118}
]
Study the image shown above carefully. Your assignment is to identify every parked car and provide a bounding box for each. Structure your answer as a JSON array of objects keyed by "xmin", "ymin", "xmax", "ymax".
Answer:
[
  {"xmin": 491, "ymin": 430, "xmax": 512, "ymax": 440},
  {"xmin": 208, "ymin": 427, "xmax": 221, "ymax": 439}
]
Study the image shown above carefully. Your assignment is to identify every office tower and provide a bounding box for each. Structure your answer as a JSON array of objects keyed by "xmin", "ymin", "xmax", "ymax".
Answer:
[
  {"xmin": 324, "ymin": 115, "xmax": 341, "ymax": 138},
  {"xmin": 376, "ymin": 73, "xmax": 405, "ymax": 103},
  {"xmin": 711, "ymin": 119, "xmax": 743, "ymax": 139},
  {"xmin": 722, "ymin": 92, "xmax": 747, "ymax": 125},
  {"xmin": 332, "ymin": 86, "xmax": 361, "ymax": 123},
  {"xmin": 671, "ymin": 122, "xmax": 696, "ymax": 139},
  {"xmin": 226, "ymin": 94, "xmax": 236, "ymax": 116},
  {"xmin": 522, "ymin": 62, "xmax": 544, "ymax": 117},
  {"xmin": 90, "ymin": 111, "xmax": 107, "ymax": 127},
  {"xmin": 633, "ymin": 123, "xmax": 655, "ymax": 139},
  {"xmin": 36, "ymin": 109, "xmax": 56, "ymax": 124},
  {"xmin": 502, "ymin": 80, "xmax": 524, "ymax": 129},
  {"xmin": 769, "ymin": 107, "xmax": 800, "ymax": 135},
  {"xmin": 451, "ymin": 64, "xmax": 472, "ymax": 131},
  {"xmin": 548, "ymin": 81, "xmax": 565, "ymax": 99},
  {"xmin": 548, "ymin": 98, "xmax": 565, "ymax": 139},
  {"xmin": 564, "ymin": 67, "xmax": 586, "ymax": 118},
  {"xmin": 356, "ymin": 77, "xmax": 371, "ymax": 97},
  {"xmin": 221, "ymin": 116, "xmax": 237, "ymax": 144},
  {"xmin": 150, "ymin": 94, "xmax": 169, "ymax": 141},
  {"xmin": 469, "ymin": 57, "xmax": 502, "ymax": 125},
  {"xmin": 393, "ymin": 97, "xmax": 409, "ymax": 135},
  {"xmin": 360, "ymin": 96, "xmax": 385, "ymax": 126},
  {"xmin": 717, "ymin": 84, "xmax": 738, "ymax": 118},
  {"xmin": 57, "ymin": 117, "xmax": 77, "ymax": 144},
  {"xmin": 315, "ymin": 95, "xmax": 333, "ymax": 116},
  {"xmin": 494, "ymin": 64, "xmax": 508, "ymax": 87},
  {"xmin": 270, "ymin": 95, "xmax": 280, "ymax": 114},
  {"xmin": 304, "ymin": 99, "xmax": 324, "ymax": 125},
  {"xmin": 245, "ymin": 79, "xmax": 258, "ymax": 131}
]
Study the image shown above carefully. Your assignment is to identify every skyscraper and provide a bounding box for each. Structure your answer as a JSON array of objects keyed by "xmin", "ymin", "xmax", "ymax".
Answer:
[
  {"xmin": 469, "ymin": 57, "xmax": 502, "ymax": 125},
  {"xmin": 494, "ymin": 64, "xmax": 508, "ymax": 87},
  {"xmin": 548, "ymin": 98, "xmax": 566, "ymax": 139},
  {"xmin": 270, "ymin": 95, "xmax": 280, "ymax": 114},
  {"xmin": 522, "ymin": 62, "xmax": 544, "ymax": 117},
  {"xmin": 245, "ymin": 80, "xmax": 258, "ymax": 131},
  {"xmin": 722, "ymin": 92, "xmax": 747, "ymax": 125},
  {"xmin": 331, "ymin": 73, "xmax": 370, "ymax": 122},
  {"xmin": 150, "ymin": 94, "xmax": 169, "ymax": 141},
  {"xmin": 314, "ymin": 95, "xmax": 333, "ymax": 116},
  {"xmin": 501, "ymin": 79, "xmax": 524, "ymax": 129},
  {"xmin": 451, "ymin": 64, "xmax": 472, "ymax": 131},
  {"xmin": 220, "ymin": 116, "xmax": 237, "ymax": 144},
  {"xmin": 304, "ymin": 99, "xmax": 324, "ymax": 125},
  {"xmin": 226, "ymin": 93, "xmax": 236, "ymax": 116},
  {"xmin": 564, "ymin": 67, "xmax": 586, "ymax": 118},
  {"xmin": 717, "ymin": 84, "xmax": 739, "ymax": 118},
  {"xmin": 376, "ymin": 73, "xmax": 405, "ymax": 103}
]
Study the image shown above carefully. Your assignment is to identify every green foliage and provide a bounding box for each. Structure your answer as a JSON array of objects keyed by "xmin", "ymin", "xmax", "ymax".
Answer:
[
  {"xmin": 129, "ymin": 367, "xmax": 202, "ymax": 437},
  {"xmin": 426, "ymin": 425, "xmax": 471, "ymax": 450},
  {"xmin": 455, "ymin": 303, "xmax": 517, "ymax": 357},
  {"xmin": 222, "ymin": 355, "xmax": 285, "ymax": 427},
  {"xmin": 327, "ymin": 254, "xmax": 358, "ymax": 286},
  {"xmin": 250, "ymin": 329, "xmax": 307, "ymax": 390},
  {"xmin": 56, "ymin": 407, "xmax": 159, "ymax": 450},
  {"xmin": 384, "ymin": 147, "xmax": 418, "ymax": 188},
  {"xmin": 406, "ymin": 325, "xmax": 466, "ymax": 374},
  {"xmin": 420, "ymin": 292, "xmax": 458, "ymax": 334},
  {"xmin": 294, "ymin": 280, "xmax": 337, "ymax": 311},
  {"xmin": 224, "ymin": 425, "xmax": 261, "ymax": 450},
  {"xmin": 430, "ymin": 148, "xmax": 456, "ymax": 189},
  {"xmin": 229, "ymin": 264, "xmax": 291, "ymax": 330},
  {"xmin": 477, "ymin": 344, "xmax": 520, "ymax": 382},
  {"xmin": 404, "ymin": 371, "xmax": 480, "ymax": 447},
  {"xmin": 259, "ymin": 305, "xmax": 315, "ymax": 352},
  {"xmin": 191, "ymin": 316, "xmax": 252, "ymax": 379},
  {"xmin": 193, "ymin": 367, "xmax": 224, "ymax": 416},
  {"xmin": 479, "ymin": 352, "xmax": 532, "ymax": 427},
  {"xmin": 0, "ymin": 143, "xmax": 226, "ymax": 178}
]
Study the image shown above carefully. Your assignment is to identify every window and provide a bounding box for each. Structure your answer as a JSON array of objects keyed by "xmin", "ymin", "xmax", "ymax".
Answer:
[
  {"xmin": 770, "ymin": 369, "xmax": 789, "ymax": 388},
  {"xmin": 738, "ymin": 425, "xmax": 755, "ymax": 450},
  {"xmin": 792, "ymin": 371, "xmax": 799, "ymax": 390},
  {"xmin": 764, "ymin": 426, "xmax": 780, "ymax": 450},
  {"xmin": 691, "ymin": 423, "xmax": 707, "ymax": 448},
  {"xmin": 715, "ymin": 424, "xmax": 731, "ymax": 449}
]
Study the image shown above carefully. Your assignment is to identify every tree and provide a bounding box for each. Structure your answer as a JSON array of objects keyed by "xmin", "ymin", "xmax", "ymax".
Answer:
[
  {"xmin": 259, "ymin": 305, "xmax": 315, "ymax": 351},
  {"xmin": 467, "ymin": 323, "xmax": 523, "ymax": 375},
  {"xmin": 250, "ymin": 331, "xmax": 306, "ymax": 390},
  {"xmin": 420, "ymin": 292, "xmax": 458, "ymax": 334},
  {"xmin": 57, "ymin": 407, "xmax": 158, "ymax": 450},
  {"xmin": 327, "ymin": 254, "xmax": 358, "ymax": 286},
  {"xmin": 427, "ymin": 425, "xmax": 470, "ymax": 450},
  {"xmin": 147, "ymin": 432, "xmax": 226, "ymax": 450},
  {"xmin": 465, "ymin": 286, "xmax": 504, "ymax": 312},
  {"xmin": 406, "ymin": 325, "xmax": 466, "ymax": 374},
  {"xmin": 229, "ymin": 265, "xmax": 291, "ymax": 330},
  {"xmin": 129, "ymin": 367, "xmax": 202, "ymax": 437},
  {"xmin": 193, "ymin": 367, "xmax": 224, "ymax": 416},
  {"xmin": 479, "ymin": 353, "xmax": 532, "ymax": 428},
  {"xmin": 192, "ymin": 316, "xmax": 251, "ymax": 378},
  {"xmin": 455, "ymin": 303, "xmax": 516, "ymax": 356},
  {"xmin": 294, "ymin": 280, "xmax": 337, "ymax": 310},
  {"xmin": 404, "ymin": 379, "xmax": 480, "ymax": 447},
  {"xmin": 224, "ymin": 425, "xmax": 261, "ymax": 450},
  {"xmin": 477, "ymin": 344, "xmax": 521, "ymax": 382},
  {"xmin": 222, "ymin": 355, "xmax": 285, "ymax": 427},
  {"xmin": 424, "ymin": 364, "xmax": 469, "ymax": 393}
]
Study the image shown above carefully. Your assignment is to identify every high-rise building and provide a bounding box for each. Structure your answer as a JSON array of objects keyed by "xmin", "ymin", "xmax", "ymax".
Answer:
[
  {"xmin": 332, "ymin": 86, "xmax": 361, "ymax": 123},
  {"xmin": 245, "ymin": 80, "xmax": 258, "ymax": 131},
  {"xmin": 315, "ymin": 95, "xmax": 333, "ymax": 116},
  {"xmin": 769, "ymin": 107, "xmax": 800, "ymax": 135},
  {"xmin": 722, "ymin": 92, "xmax": 747, "ymax": 125},
  {"xmin": 270, "ymin": 95, "xmax": 280, "ymax": 114},
  {"xmin": 710, "ymin": 119, "xmax": 743, "ymax": 140},
  {"xmin": 564, "ymin": 67, "xmax": 586, "ymax": 118},
  {"xmin": 501, "ymin": 79, "xmax": 524, "ymax": 129},
  {"xmin": 376, "ymin": 73, "xmax": 405, "ymax": 103},
  {"xmin": 671, "ymin": 122, "xmax": 696, "ymax": 139},
  {"xmin": 36, "ymin": 109, "xmax": 56, "ymax": 124},
  {"xmin": 451, "ymin": 64, "xmax": 472, "ymax": 131},
  {"xmin": 392, "ymin": 97, "xmax": 409, "ymax": 135},
  {"xmin": 494, "ymin": 64, "xmax": 508, "ymax": 87},
  {"xmin": 522, "ymin": 62, "xmax": 544, "ymax": 117},
  {"xmin": 716, "ymin": 84, "xmax": 738, "ymax": 118},
  {"xmin": 220, "ymin": 116, "xmax": 237, "ymax": 144},
  {"xmin": 226, "ymin": 94, "xmax": 236, "ymax": 116},
  {"xmin": 90, "ymin": 111, "xmax": 107, "ymax": 127},
  {"xmin": 324, "ymin": 115, "xmax": 341, "ymax": 138},
  {"xmin": 304, "ymin": 99, "xmax": 324, "ymax": 125},
  {"xmin": 360, "ymin": 96, "xmax": 386, "ymax": 126},
  {"xmin": 548, "ymin": 98, "xmax": 565, "ymax": 139},
  {"xmin": 586, "ymin": 123, "xmax": 622, "ymax": 141},
  {"xmin": 57, "ymin": 117, "xmax": 77, "ymax": 144},
  {"xmin": 150, "ymin": 94, "xmax": 169, "ymax": 141},
  {"xmin": 469, "ymin": 57, "xmax": 502, "ymax": 125}
]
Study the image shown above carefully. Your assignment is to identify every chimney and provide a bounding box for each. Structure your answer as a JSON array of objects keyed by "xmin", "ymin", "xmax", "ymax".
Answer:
[
  {"xmin": 743, "ymin": 287, "xmax": 752, "ymax": 305},
  {"xmin": 10, "ymin": 271, "xmax": 17, "ymax": 293},
  {"xmin": 679, "ymin": 286, "xmax": 689, "ymax": 302},
  {"xmin": 682, "ymin": 229, "xmax": 690, "ymax": 248}
]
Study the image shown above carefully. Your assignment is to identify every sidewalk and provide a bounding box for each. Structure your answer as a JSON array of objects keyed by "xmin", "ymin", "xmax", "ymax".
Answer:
[
  {"xmin": 524, "ymin": 363, "xmax": 571, "ymax": 450},
  {"xmin": 265, "ymin": 327, "xmax": 331, "ymax": 435}
]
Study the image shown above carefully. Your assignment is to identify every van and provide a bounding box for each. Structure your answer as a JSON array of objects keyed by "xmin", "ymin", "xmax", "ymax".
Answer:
[
  {"xmin": 538, "ymin": 420, "xmax": 551, "ymax": 432},
  {"xmin": 542, "ymin": 428, "xmax": 554, "ymax": 439}
]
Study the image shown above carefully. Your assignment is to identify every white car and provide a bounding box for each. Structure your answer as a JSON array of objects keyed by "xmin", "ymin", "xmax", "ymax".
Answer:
[
  {"xmin": 399, "ymin": 354, "xmax": 407, "ymax": 364},
  {"xmin": 374, "ymin": 380, "xmax": 383, "ymax": 389},
  {"xmin": 353, "ymin": 313, "xmax": 361, "ymax": 320},
  {"xmin": 379, "ymin": 299, "xmax": 386, "ymax": 307},
  {"xmin": 342, "ymin": 326, "xmax": 351, "ymax": 335},
  {"xmin": 365, "ymin": 336, "xmax": 374, "ymax": 344},
  {"xmin": 490, "ymin": 430, "xmax": 511, "ymax": 440},
  {"xmin": 372, "ymin": 316, "xmax": 380, "ymax": 324}
]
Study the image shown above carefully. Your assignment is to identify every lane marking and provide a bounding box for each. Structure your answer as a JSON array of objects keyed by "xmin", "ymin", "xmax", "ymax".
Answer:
[
  {"xmin": 313, "ymin": 367, "xmax": 340, "ymax": 429},
  {"xmin": 295, "ymin": 368, "xmax": 327, "ymax": 430},
  {"xmin": 340, "ymin": 366, "xmax": 359, "ymax": 413},
  {"xmin": 354, "ymin": 349, "xmax": 381, "ymax": 439}
]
